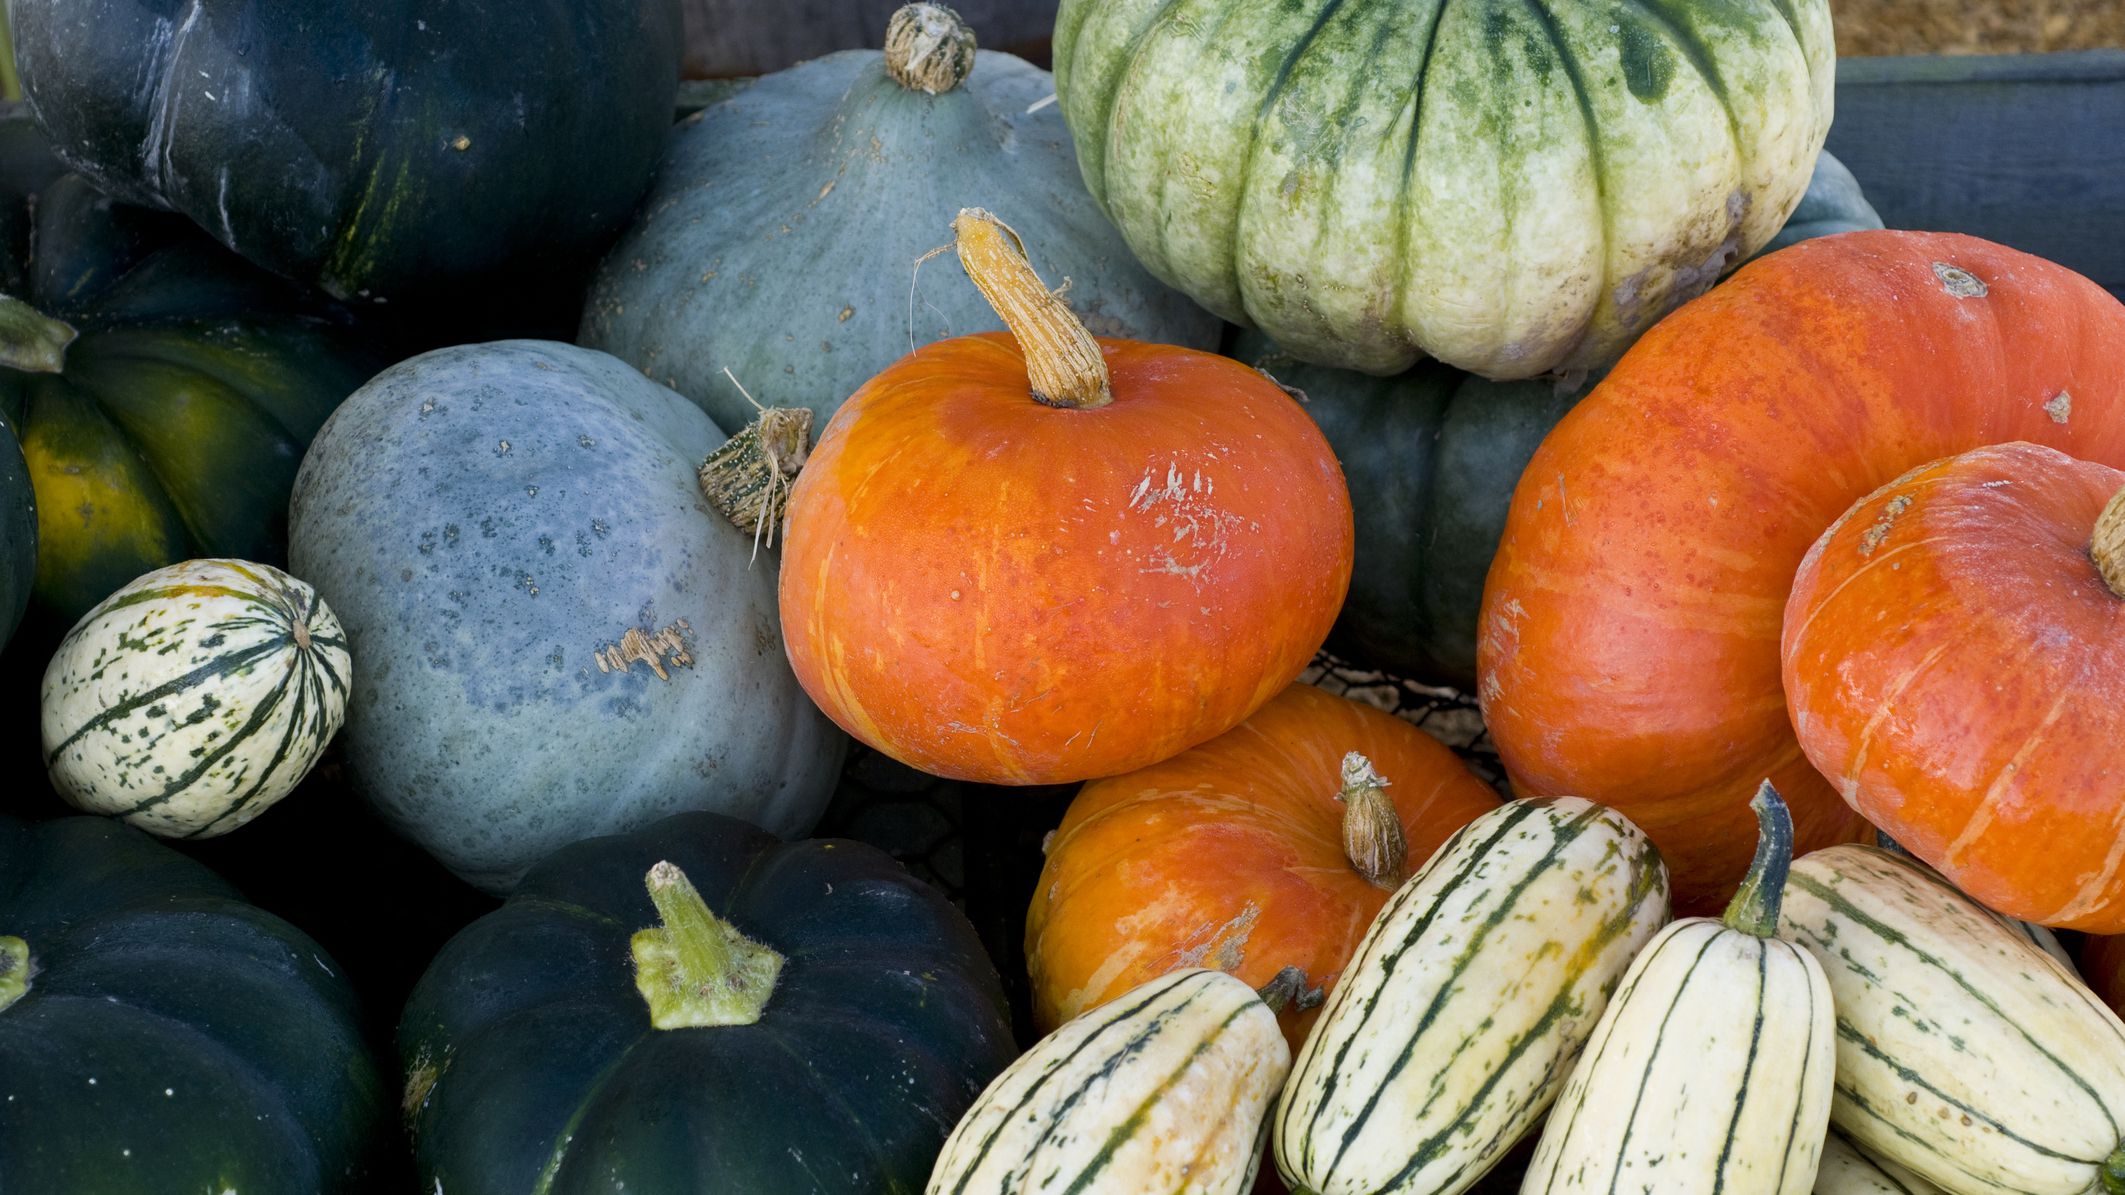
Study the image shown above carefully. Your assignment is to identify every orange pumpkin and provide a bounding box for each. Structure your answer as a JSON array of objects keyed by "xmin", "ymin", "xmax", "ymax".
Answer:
[
  {"xmin": 2082, "ymin": 935, "xmax": 2125, "ymax": 1017},
  {"xmin": 779, "ymin": 211, "xmax": 1353, "ymax": 785},
  {"xmin": 1783, "ymin": 443, "xmax": 2125, "ymax": 930},
  {"xmin": 1024, "ymin": 683, "xmax": 1500, "ymax": 1049},
  {"xmin": 1479, "ymin": 232, "xmax": 2125, "ymax": 913}
]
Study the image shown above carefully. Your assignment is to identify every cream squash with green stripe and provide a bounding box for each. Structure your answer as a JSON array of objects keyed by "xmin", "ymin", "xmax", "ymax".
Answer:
[
  {"xmin": 1815, "ymin": 1129, "xmax": 1949, "ymax": 1195},
  {"xmin": 928, "ymin": 968, "xmax": 1290, "ymax": 1195},
  {"xmin": 41, "ymin": 558, "xmax": 349, "ymax": 838},
  {"xmin": 1779, "ymin": 845, "xmax": 2125, "ymax": 1195},
  {"xmin": 1525, "ymin": 783, "xmax": 1835, "ymax": 1195},
  {"xmin": 1271, "ymin": 796, "xmax": 1668, "ymax": 1195}
]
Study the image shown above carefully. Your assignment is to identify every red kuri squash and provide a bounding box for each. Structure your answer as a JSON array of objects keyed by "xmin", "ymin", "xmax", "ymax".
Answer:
[
  {"xmin": 1479, "ymin": 232, "xmax": 2125, "ymax": 912},
  {"xmin": 779, "ymin": 211, "xmax": 1353, "ymax": 785},
  {"xmin": 1784, "ymin": 443, "xmax": 2125, "ymax": 930},
  {"xmin": 1025, "ymin": 683, "xmax": 1500, "ymax": 1050}
]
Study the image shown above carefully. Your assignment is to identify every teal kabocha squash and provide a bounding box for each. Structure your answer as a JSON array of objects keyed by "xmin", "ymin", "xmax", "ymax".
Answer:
[
  {"xmin": 0, "ymin": 814, "xmax": 386, "ymax": 1191},
  {"xmin": 1056, "ymin": 0, "xmax": 1835, "ymax": 379},
  {"xmin": 0, "ymin": 107, "xmax": 385, "ymax": 644},
  {"xmin": 1243, "ymin": 150, "xmax": 1881, "ymax": 686},
  {"xmin": 582, "ymin": 2, "xmax": 1219, "ymax": 432},
  {"xmin": 9, "ymin": 0, "xmax": 681, "ymax": 305},
  {"xmin": 400, "ymin": 810, "xmax": 1017, "ymax": 1194},
  {"xmin": 42, "ymin": 559, "xmax": 349, "ymax": 839},
  {"xmin": 289, "ymin": 342, "xmax": 844, "ymax": 892}
]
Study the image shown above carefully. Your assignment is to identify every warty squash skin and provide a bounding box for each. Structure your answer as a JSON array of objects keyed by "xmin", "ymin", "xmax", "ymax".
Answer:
[
  {"xmin": 1479, "ymin": 231, "xmax": 2125, "ymax": 914},
  {"xmin": 1026, "ymin": 683, "xmax": 1501, "ymax": 1052},
  {"xmin": 583, "ymin": 3, "xmax": 1218, "ymax": 434},
  {"xmin": 929, "ymin": 968, "xmax": 1289, "ymax": 1195},
  {"xmin": 780, "ymin": 211, "xmax": 1352, "ymax": 785},
  {"xmin": 8, "ymin": 0, "xmax": 681, "ymax": 304},
  {"xmin": 1054, "ymin": 0, "xmax": 1833, "ymax": 379},
  {"xmin": 1784, "ymin": 443, "xmax": 2125, "ymax": 931},
  {"xmin": 289, "ymin": 342, "xmax": 843, "ymax": 892},
  {"xmin": 1274, "ymin": 796, "xmax": 1669, "ymax": 1195},
  {"xmin": 1523, "ymin": 785, "xmax": 1834, "ymax": 1195},
  {"xmin": 0, "ymin": 814, "xmax": 386, "ymax": 1191},
  {"xmin": 401, "ymin": 811, "xmax": 1017, "ymax": 1195},
  {"xmin": 1779, "ymin": 845, "xmax": 2125, "ymax": 1195}
]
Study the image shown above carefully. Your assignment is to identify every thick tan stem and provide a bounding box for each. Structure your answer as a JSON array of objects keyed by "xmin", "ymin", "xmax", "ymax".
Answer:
[
  {"xmin": 1337, "ymin": 752, "xmax": 1408, "ymax": 891},
  {"xmin": 884, "ymin": 3, "xmax": 976, "ymax": 94},
  {"xmin": 2097, "ymin": 484, "xmax": 2125, "ymax": 599},
  {"xmin": 951, "ymin": 208, "xmax": 1112, "ymax": 410}
]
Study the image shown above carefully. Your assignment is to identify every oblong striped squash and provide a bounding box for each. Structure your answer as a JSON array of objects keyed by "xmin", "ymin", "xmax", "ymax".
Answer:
[
  {"xmin": 1815, "ymin": 1129, "xmax": 1949, "ymax": 1195},
  {"xmin": 40, "ymin": 558, "xmax": 349, "ymax": 838},
  {"xmin": 929, "ymin": 969, "xmax": 1289, "ymax": 1195},
  {"xmin": 1272, "ymin": 796, "xmax": 1669, "ymax": 1195},
  {"xmin": 1778, "ymin": 845, "xmax": 2125, "ymax": 1195},
  {"xmin": 1525, "ymin": 784, "xmax": 1835, "ymax": 1195}
]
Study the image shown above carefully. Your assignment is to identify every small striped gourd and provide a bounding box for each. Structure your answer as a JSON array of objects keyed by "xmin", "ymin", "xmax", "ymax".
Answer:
[
  {"xmin": 1779, "ymin": 845, "xmax": 2125, "ymax": 1195},
  {"xmin": 928, "ymin": 968, "xmax": 1290, "ymax": 1195},
  {"xmin": 1524, "ymin": 783, "xmax": 1835, "ymax": 1195},
  {"xmin": 1272, "ymin": 796, "xmax": 1669, "ymax": 1195},
  {"xmin": 41, "ymin": 558, "xmax": 348, "ymax": 838},
  {"xmin": 1815, "ymin": 1129, "xmax": 1949, "ymax": 1195}
]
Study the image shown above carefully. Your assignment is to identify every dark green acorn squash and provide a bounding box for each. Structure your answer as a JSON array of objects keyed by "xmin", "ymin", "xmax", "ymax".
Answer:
[
  {"xmin": 7, "ymin": 0, "xmax": 681, "ymax": 305},
  {"xmin": 399, "ymin": 810, "xmax": 1017, "ymax": 1194},
  {"xmin": 1254, "ymin": 151, "xmax": 1882, "ymax": 688},
  {"xmin": 582, "ymin": 2, "xmax": 1218, "ymax": 432},
  {"xmin": 0, "ymin": 106, "xmax": 385, "ymax": 643},
  {"xmin": 0, "ymin": 814, "xmax": 387, "ymax": 1191}
]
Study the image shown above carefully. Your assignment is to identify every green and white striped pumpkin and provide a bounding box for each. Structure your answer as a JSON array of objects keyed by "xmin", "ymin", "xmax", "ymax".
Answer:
[
  {"xmin": 928, "ymin": 968, "xmax": 1289, "ymax": 1195},
  {"xmin": 1525, "ymin": 783, "xmax": 1835, "ymax": 1195},
  {"xmin": 1814, "ymin": 1129, "xmax": 1949, "ymax": 1195},
  {"xmin": 41, "ymin": 558, "xmax": 349, "ymax": 838},
  {"xmin": 1779, "ymin": 845, "xmax": 2125, "ymax": 1195},
  {"xmin": 1272, "ymin": 796, "xmax": 1669, "ymax": 1195}
]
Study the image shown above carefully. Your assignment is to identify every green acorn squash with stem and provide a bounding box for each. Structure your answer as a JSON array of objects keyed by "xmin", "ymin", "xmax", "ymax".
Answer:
[
  {"xmin": 0, "ymin": 813, "xmax": 387, "ymax": 1191},
  {"xmin": 0, "ymin": 106, "xmax": 385, "ymax": 647},
  {"xmin": 399, "ymin": 810, "xmax": 1017, "ymax": 1193}
]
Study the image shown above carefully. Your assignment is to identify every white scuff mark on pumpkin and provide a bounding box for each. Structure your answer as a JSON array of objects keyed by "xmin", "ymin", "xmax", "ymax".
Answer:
[
  {"xmin": 1557, "ymin": 474, "xmax": 1573, "ymax": 526},
  {"xmin": 1026, "ymin": 92, "xmax": 1058, "ymax": 115},
  {"xmin": 1859, "ymin": 495, "xmax": 1913, "ymax": 557},
  {"xmin": 1128, "ymin": 460, "xmax": 1242, "ymax": 586},
  {"xmin": 140, "ymin": 0, "xmax": 208, "ymax": 198},
  {"xmin": 2045, "ymin": 390, "xmax": 2072, "ymax": 424},
  {"xmin": 215, "ymin": 168, "xmax": 236, "ymax": 250},
  {"xmin": 594, "ymin": 621, "xmax": 695, "ymax": 681},
  {"xmin": 1170, "ymin": 902, "xmax": 1262, "ymax": 972},
  {"xmin": 1932, "ymin": 262, "xmax": 1988, "ymax": 298}
]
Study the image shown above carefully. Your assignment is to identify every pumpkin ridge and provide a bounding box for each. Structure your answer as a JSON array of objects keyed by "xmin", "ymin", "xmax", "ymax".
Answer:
[{"xmin": 1389, "ymin": 1, "xmax": 1452, "ymax": 341}]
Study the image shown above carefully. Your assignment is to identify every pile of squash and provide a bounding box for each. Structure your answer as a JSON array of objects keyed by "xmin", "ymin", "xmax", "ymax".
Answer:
[{"xmin": 3, "ymin": 0, "xmax": 2123, "ymax": 1191}]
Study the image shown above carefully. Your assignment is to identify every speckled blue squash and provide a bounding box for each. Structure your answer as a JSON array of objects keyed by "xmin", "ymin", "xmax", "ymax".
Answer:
[{"xmin": 288, "ymin": 342, "xmax": 844, "ymax": 893}]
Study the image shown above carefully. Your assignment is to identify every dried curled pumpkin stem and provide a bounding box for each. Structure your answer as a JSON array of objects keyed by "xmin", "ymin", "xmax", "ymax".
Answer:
[
  {"xmin": 884, "ymin": 3, "xmax": 976, "ymax": 94},
  {"xmin": 1336, "ymin": 752, "xmax": 1407, "ymax": 891},
  {"xmin": 2096, "ymin": 484, "xmax": 2125, "ymax": 599},
  {"xmin": 631, "ymin": 861, "xmax": 785, "ymax": 1029},
  {"xmin": 0, "ymin": 294, "xmax": 75, "ymax": 374},
  {"xmin": 951, "ymin": 208, "xmax": 1112, "ymax": 410}
]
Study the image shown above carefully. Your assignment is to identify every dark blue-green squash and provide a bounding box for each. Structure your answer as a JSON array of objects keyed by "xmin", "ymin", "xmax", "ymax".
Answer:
[
  {"xmin": 0, "ymin": 105, "xmax": 385, "ymax": 646},
  {"xmin": 0, "ymin": 814, "xmax": 387, "ymax": 1191},
  {"xmin": 399, "ymin": 810, "xmax": 1017, "ymax": 1194},
  {"xmin": 1252, "ymin": 151, "xmax": 1883, "ymax": 688},
  {"xmin": 581, "ymin": 2, "xmax": 1218, "ymax": 433},
  {"xmin": 7, "ymin": 0, "xmax": 680, "ymax": 305},
  {"xmin": 288, "ymin": 341, "xmax": 844, "ymax": 894}
]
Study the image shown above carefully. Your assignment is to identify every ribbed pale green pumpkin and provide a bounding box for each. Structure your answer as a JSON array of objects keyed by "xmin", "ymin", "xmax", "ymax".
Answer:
[
  {"xmin": 1056, "ymin": 0, "xmax": 1834, "ymax": 379},
  {"xmin": 582, "ymin": 3, "xmax": 1218, "ymax": 434}
]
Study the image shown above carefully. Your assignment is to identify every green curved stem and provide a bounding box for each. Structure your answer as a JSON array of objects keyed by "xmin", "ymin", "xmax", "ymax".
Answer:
[
  {"xmin": 0, "ymin": 936, "xmax": 30, "ymax": 1014},
  {"xmin": 2101, "ymin": 1145, "xmax": 2125, "ymax": 1195},
  {"xmin": 0, "ymin": 294, "xmax": 75, "ymax": 374},
  {"xmin": 630, "ymin": 862, "xmax": 784, "ymax": 1029},
  {"xmin": 1722, "ymin": 781, "xmax": 1794, "ymax": 938}
]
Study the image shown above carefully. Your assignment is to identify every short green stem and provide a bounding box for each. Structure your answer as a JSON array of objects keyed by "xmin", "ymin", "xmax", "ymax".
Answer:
[
  {"xmin": 0, "ymin": 295, "xmax": 75, "ymax": 374},
  {"xmin": 1722, "ymin": 781, "xmax": 1794, "ymax": 938},
  {"xmin": 2101, "ymin": 1145, "xmax": 2125, "ymax": 1195},
  {"xmin": 630, "ymin": 862, "xmax": 784, "ymax": 1029},
  {"xmin": 0, "ymin": 936, "xmax": 30, "ymax": 1013}
]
